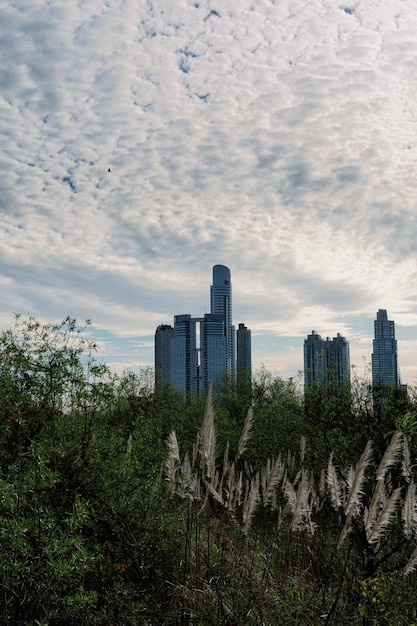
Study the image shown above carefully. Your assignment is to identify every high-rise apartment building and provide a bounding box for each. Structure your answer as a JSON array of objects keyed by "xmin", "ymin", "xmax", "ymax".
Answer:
[
  {"xmin": 304, "ymin": 331, "xmax": 350, "ymax": 388},
  {"xmin": 329, "ymin": 333, "xmax": 350, "ymax": 386},
  {"xmin": 154, "ymin": 324, "xmax": 174, "ymax": 391},
  {"xmin": 372, "ymin": 309, "xmax": 400, "ymax": 388},
  {"xmin": 237, "ymin": 323, "xmax": 251, "ymax": 386}
]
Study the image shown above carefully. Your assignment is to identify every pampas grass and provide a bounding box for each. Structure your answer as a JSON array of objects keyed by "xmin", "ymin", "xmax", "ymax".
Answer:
[
  {"xmin": 327, "ymin": 453, "xmax": 342, "ymax": 510},
  {"xmin": 375, "ymin": 430, "xmax": 403, "ymax": 482},
  {"xmin": 237, "ymin": 407, "xmax": 254, "ymax": 459},
  {"xmin": 166, "ymin": 430, "xmax": 180, "ymax": 487},
  {"xmin": 261, "ymin": 455, "xmax": 284, "ymax": 507},
  {"xmin": 404, "ymin": 544, "xmax": 417, "ymax": 575},
  {"xmin": 164, "ymin": 389, "xmax": 417, "ymax": 595},
  {"xmin": 199, "ymin": 386, "xmax": 216, "ymax": 481},
  {"xmin": 338, "ymin": 441, "xmax": 373, "ymax": 547},
  {"xmin": 402, "ymin": 481, "xmax": 417, "ymax": 540},
  {"xmin": 366, "ymin": 487, "xmax": 402, "ymax": 545},
  {"xmin": 243, "ymin": 474, "xmax": 260, "ymax": 534}
]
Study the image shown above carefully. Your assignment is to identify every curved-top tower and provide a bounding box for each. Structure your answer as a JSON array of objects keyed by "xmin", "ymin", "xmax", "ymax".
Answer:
[{"xmin": 210, "ymin": 265, "xmax": 234, "ymax": 378}]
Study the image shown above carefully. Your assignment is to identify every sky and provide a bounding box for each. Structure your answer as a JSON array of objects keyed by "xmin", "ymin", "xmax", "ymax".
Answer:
[{"xmin": 1, "ymin": 0, "xmax": 417, "ymax": 386}]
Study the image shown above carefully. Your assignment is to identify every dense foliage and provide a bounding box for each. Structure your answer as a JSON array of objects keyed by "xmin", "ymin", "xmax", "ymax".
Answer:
[{"xmin": 0, "ymin": 315, "xmax": 416, "ymax": 625}]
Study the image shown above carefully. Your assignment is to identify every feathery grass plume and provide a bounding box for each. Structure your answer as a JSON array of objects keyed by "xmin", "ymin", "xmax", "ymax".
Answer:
[
  {"xmin": 178, "ymin": 453, "xmax": 193, "ymax": 499},
  {"xmin": 199, "ymin": 386, "xmax": 216, "ymax": 481},
  {"xmin": 344, "ymin": 440, "xmax": 373, "ymax": 520},
  {"xmin": 235, "ymin": 471, "xmax": 244, "ymax": 509},
  {"xmin": 402, "ymin": 435, "xmax": 412, "ymax": 483},
  {"xmin": 375, "ymin": 431, "xmax": 403, "ymax": 482},
  {"xmin": 261, "ymin": 455, "xmax": 284, "ymax": 507},
  {"xmin": 243, "ymin": 474, "xmax": 260, "ymax": 534},
  {"xmin": 287, "ymin": 449, "xmax": 296, "ymax": 471},
  {"xmin": 327, "ymin": 453, "xmax": 342, "ymax": 510},
  {"xmin": 237, "ymin": 406, "xmax": 254, "ymax": 459},
  {"xmin": 284, "ymin": 477, "xmax": 297, "ymax": 514},
  {"xmin": 208, "ymin": 482, "xmax": 223, "ymax": 506},
  {"xmin": 291, "ymin": 469, "xmax": 312, "ymax": 532},
  {"xmin": 225, "ymin": 461, "xmax": 236, "ymax": 511},
  {"xmin": 366, "ymin": 487, "xmax": 401, "ymax": 545},
  {"xmin": 402, "ymin": 481, "xmax": 417, "ymax": 539},
  {"xmin": 403, "ymin": 544, "xmax": 417, "ymax": 575},
  {"xmin": 309, "ymin": 472, "xmax": 321, "ymax": 512},
  {"xmin": 346, "ymin": 465, "xmax": 355, "ymax": 493},
  {"xmin": 293, "ymin": 468, "xmax": 302, "ymax": 488},
  {"xmin": 365, "ymin": 478, "xmax": 385, "ymax": 534},
  {"xmin": 300, "ymin": 435, "xmax": 307, "ymax": 464},
  {"xmin": 338, "ymin": 440, "xmax": 373, "ymax": 547},
  {"xmin": 166, "ymin": 430, "xmax": 180, "ymax": 486},
  {"xmin": 276, "ymin": 501, "xmax": 291, "ymax": 532}
]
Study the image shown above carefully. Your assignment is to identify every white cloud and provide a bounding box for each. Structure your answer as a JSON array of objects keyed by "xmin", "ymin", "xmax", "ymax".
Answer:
[{"xmin": 1, "ymin": 0, "xmax": 416, "ymax": 384}]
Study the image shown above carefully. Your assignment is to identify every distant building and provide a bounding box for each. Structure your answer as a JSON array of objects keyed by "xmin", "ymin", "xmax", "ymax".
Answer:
[
  {"xmin": 371, "ymin": 309, "xmax": 400, "ymax": 388},
  {"xmin": 371, "ymin": 309, "xmax": 407, "ymax": 411},
  {"xmin": 154, "ymin": 324, "xmax": 174, "ymax": 391},
  {"xmin": 200, "ymin": 313, "xmax": 227, "ymax": 392},
  {"xmin": 237, "ymin": 322, "xmax": 252, "ymax": 386},
  {"xmin": 328, "ymin": 333, "xmax": 350, "ymax": 387},
  {"xmin": 170, "ymin": 314, "xmax": 199, "ymax": 398},
  {"xmin": 304, "ymin": 331, "xmax": 350, "ymax": 389},
  {"xmin": 210, "ymin": 265, "xmax": 235, "ymax": 380}
]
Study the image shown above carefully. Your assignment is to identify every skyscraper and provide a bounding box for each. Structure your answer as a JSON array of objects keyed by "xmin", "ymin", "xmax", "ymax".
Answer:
[
  {"xmin": 304, "ymin": 331, "xmax": 350, "ymax": 388},
  {"xmin": 329, "ymin": 333, "xmax": 350, "ymax": 387},
  {"xmin": 200, "ymin": 313, "xmax": 227, "ymax": 391},
  {"xmin": 372, "ymin": 309, "xmax": 400, "ymax": 388},
  {"xmin": 237, "ymin": 322, "xmax": 251, "ymax": 386},
  {"xmin": 210, "ymin": 265, "xmax": 235, "ymax": 379},
  {"xmin": 154, "ymin": 324, "xmax": 174, "ymax": 391},
  {"xmin": 170, "ymin": 314, "xmax": 199, "ymax": 397},
  {"xmin": 304, "ymin": 331, "xmax": 327, "ymax": 387}
]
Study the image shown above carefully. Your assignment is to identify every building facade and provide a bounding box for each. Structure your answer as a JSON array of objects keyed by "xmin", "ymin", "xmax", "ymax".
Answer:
[
  {"xmin": 237, "ymin": 322, "xmax": 252, "ymax": 386},
  {"xmin": 200, "ymin": 313, "xmax": 227, "ymax": 392},
  {"xmin": 154, "ymin": 324, "xmax": 174, "ymax": 391},
  {"xmin": 210, "ymin": 265, "xmax": 235, "ymax": 380},
  {"xmin": 170, "ymin": 314, "xmax": 199, "ymax": 397},
  {"xmin": 371, "ymin": 309, "xmax": 400, "ymax": 388},
  {"xmin": 304, "ymin": 330, "xmax": 350, "ymax": 389}
]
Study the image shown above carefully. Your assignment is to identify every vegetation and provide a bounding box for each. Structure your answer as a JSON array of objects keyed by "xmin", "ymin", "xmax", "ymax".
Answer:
[{"xmin": 1, "ymin": 314, "xmax": 417, "ymax": 624}]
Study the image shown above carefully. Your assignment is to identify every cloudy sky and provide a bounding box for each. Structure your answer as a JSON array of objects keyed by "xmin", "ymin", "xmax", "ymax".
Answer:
[{"xmin": 2, "ymin": 0, "xmax": 417, "ymax": 385}]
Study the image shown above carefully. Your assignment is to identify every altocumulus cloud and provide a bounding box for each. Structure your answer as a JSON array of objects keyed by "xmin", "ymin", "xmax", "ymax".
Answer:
[{"xmin": 1, "ymin": 0, "xmax": 417, "ymax": 382}]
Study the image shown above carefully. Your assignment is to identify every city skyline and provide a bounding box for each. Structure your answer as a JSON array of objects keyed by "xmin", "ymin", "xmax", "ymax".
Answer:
[
  {"xmin": 1, "ymin": 1, "xmax": 417, "ymax": 386},
  {"xmin": 156, "ymin": 265, "xmax": 251, "ymax": 396}
]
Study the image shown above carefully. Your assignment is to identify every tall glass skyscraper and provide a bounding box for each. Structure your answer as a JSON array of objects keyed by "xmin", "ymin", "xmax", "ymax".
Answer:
[
  {"xmin": 210, "ymin": 265, "xmax": 235, "ymax": 379},
  {"xmin": 372, "ymin": 309, "xmax": 399, "ymax": 388}
]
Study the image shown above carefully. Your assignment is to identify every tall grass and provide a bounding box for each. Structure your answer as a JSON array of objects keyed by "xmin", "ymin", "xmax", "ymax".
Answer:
[{"xmin": 164, "ymin": 390, "xmax": 417, "ymax": 624}]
